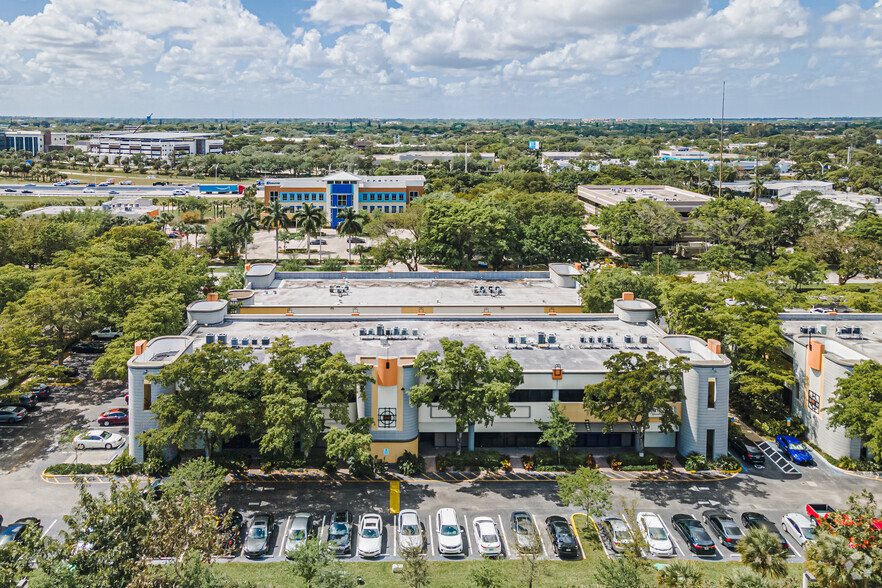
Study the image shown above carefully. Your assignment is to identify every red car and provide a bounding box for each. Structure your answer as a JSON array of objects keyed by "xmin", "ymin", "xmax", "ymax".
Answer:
[{"xmin": 98, "ymin": 408, "xmax": 128, "ymax": 426}]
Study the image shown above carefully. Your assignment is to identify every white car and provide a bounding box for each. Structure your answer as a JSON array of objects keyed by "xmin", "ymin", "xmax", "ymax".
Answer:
[
  {"xmin": 74, "ymin": 430, "xmax": 125, "ymax": 450},
  {"xmin": 82, "ymin": 188, "xmax": 95, "ymax": 193},
  {"xmin": 435, "ymin": 508, "xmax": 463, "ymax": 555},
  {"xmin": 782, "ymin": 513, "xmax": 816, "ymax": 546},
  {"xmin": 172, "ymin": 189, "xmax": 188, "ymax": 196},
  {"xmin": 636, "ymin": 512, "xmax": 675, "ymax": 557},
  {"xmin": 397, "ymin": 509, "xmax": 424, "ymax": 551},
  {"xmin": 473, "ymin": 516, "xmax": 502, "ymax": 557},
  {"xmin": 357, "ymin": 514, "xmax": 383, "ymax": 558}
]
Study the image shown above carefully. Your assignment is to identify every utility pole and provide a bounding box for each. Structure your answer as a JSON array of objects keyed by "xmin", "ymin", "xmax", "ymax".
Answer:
[
  {"xmin": 464, "ymin": 143, "xmax": 468, "ymax": 174},
  {"xmin": 718, "ymin": 81, "xmax": 725, "ymax": 199}
]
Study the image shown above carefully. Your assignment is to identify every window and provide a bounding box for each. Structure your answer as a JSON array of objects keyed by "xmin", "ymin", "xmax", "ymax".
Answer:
[
  {"xmin": 385, "ymin": 194, "xmax": 390, "ymax": 201},
  {"xmin": 509, "ymin": 389, "xmax": 553, "ymax": 402},
  {"xmin": 558, "ymin": 389, "xmax": 583, "ymax": 402},
  {"xmin": 707, "ymin": 378, "xmax": 716, "ymax": 409},
  {"xmin": 143, "ymin": 381, "xmax": 152, "ymax": 411},
  {"xmin": 378, "ymin": 407, "xmax": 396, "ymax": 428},
  {"xmin": 706, "ymin": 428, "xmax": 715, "ymax": 459}
]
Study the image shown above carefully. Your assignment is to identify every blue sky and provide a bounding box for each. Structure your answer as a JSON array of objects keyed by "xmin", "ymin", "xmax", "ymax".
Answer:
[{"xmin": 0, "ymin": 0, "xmax": 879, "ymax": 119}]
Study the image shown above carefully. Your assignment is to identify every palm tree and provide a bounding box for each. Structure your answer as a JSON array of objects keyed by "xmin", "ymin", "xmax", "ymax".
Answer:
[
  {"xmin": 229, "ymin": 210, "xmax": 259, "ymax": 261},
  {"xmin": 157, "ymin": 211, "xmax": 174, "ymax": 233},
  {"xmin": 260, "ymin": 200, "xmax": 291, "ymax": 262},
  {"xmin": 293, "ymin": 203, "xmax": 326, "ymax": 263},
  {"xmin": 806, "ymin": 532, "xmax": 874, "ymax": 588},
  {"xmin": 720, "ymin": 570, "xmax": 776, "ymax": 588},
  {"xmin": 736, "ymin": 528, "xmax": 787, "ymax": 579},
  {"xmin": 335, "ymin": 207, "xmax": 367, "ymax": 263},
  {"xmin": 657, "ymin": 561, "xmax": 703, "ymax": 588},
  {"xmin": 749, "ymin": 177, "xmax": 765, "ymax": 200}
]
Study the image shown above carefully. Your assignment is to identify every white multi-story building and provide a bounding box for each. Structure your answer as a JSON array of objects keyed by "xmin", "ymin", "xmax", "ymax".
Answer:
[
  {"xmin": 89, "ymin": 132, "xmax": 223, "ymax": 164},
  {"xmin": 126, "ymin": 265, "xmax": 731, "ymax": 463},
  {"xmin": 263, "ymin": 171, "xmax": 425, "ymax": 228}
]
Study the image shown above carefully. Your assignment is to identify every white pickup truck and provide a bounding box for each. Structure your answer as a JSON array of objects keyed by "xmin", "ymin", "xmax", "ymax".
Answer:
[{"xmin": 91, "ymin": 327, "xmax": 122, "ymax": 340}]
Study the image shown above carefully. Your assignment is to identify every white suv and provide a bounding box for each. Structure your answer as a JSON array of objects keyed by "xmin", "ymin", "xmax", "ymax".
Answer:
[{"xmin": 435, "ymin": 508, "xmax": 463, "ymax": 555}]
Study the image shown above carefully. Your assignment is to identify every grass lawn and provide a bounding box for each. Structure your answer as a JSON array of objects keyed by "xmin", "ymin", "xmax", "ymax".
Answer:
[{"xmin": 0, "ymin": 195, "xmax": 107, "ymax": 207}]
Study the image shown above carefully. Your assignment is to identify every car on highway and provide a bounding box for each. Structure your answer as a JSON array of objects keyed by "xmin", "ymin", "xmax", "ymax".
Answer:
[
  {"xmin": 284, "ymin": 512, "xmax": 314, "ymax": 555},
  {"xmin": 4, "ymin": 189, "xmax": 16, "ymax": 193},
  {"xmin": 20, "ymin": 190, "xmax": 33, "ymax": 194},
  {"xmin": 327, "ymin": 510, "xmax": 353, "ymax": 555},
  {"xmin": 98, "ymin": 408, "xmax": 129, "ymax": 426},
  {"xmin": 636, "ymin": 512, "xmax": 675, "ymax": 557},
  {"xmin": 73, "ymin": 430, "xmax": 125, "ymax": 450},
  {"xmin": 671, "ymin": 514, "xmax": 716, "ymax": 556},
  {"xmin": 776, "ymin": 435, "xmax": 814, "ymax": 465},
  {"xmin": 0, "ymin": 518, "xmax": 42, "ymax": 546},
  {"xmin": 357, "ymin": 514, "xmax": 383, "ymax": 558},
  {"xmin": 741, "ymin": 512, "xmax": 789, "ymax": 552},
  {"xmin": 92, "ymin": 327, "xmax": 123, "ymax": 340},
  {"xmin": 83, "ymin": 188, "xmax": 95, "ymax": 193},
  {"xmin": 108, "ymin": 190, "xmax": 119, "ymax": 194},
  {"xmin": 1, "ymin": 393, "xmax": 37, "ymax": 411},
  {"xmin": 53, "ymin": 181, "xmax": 67, "ymax": 186},
  {"xmin": 782, "ymin": 513, "xmax": 816, "ymax": 546},
  {"xmin": 702, "ymin": 510, "xmax": 743, "ymax": 550},
  {"xmin": 397, "ymin": 509, "xmax": 424, "ymax": 552},
  {"xmin": 243, "ymin": 512, "xmax": 273, "ymax": 558},
  {"xmin": 473, "ymin": 517, "xmax": 502, "ymax": 557},
  {"xmin": 729, "ymin": 437, "xmax": 765, "ymax": 466},
  {"xmin": 600, "ymin": 516, "xmax": 633, "ymax": 554},
  {"xmin": 72, "ymin": 341, "xmax": 104, "ymax": 353},
  {"xmin": 436, "ymin": 508, "xmax": 463, "ymax": 555},
  {"xmin": 0, "ymin": 406, "xmax": 27, "ymax": 423},
  {"xmin": 510, "ymin": 511, "xmax": 539, "ymax": 553},
  {"xmin": 545, "ymin": 516, "xmax": 578, "ymax": 558},
  {"xmin": 172, "ymin": 189, "xmax": 188, "ymax": 196},
  {"xmin": 98, "ymin": 182, "xmax": 108, "ymax": 187},
  {"xmin": 23, "ymin": 183, "xmax": 36, "ymax": 187}
]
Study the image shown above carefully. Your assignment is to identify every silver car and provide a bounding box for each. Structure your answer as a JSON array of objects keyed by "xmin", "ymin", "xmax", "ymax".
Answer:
[
  {"xmin": 510, "ymin": 511, "xmax": 539, "ymax": 553},
  {"xmin": 284, "ymin": 513, "xmax": 314, "ymax": 557},
  {"xmin": 397, "ymin": 510, "xmax": 424, "ymax": 551}
]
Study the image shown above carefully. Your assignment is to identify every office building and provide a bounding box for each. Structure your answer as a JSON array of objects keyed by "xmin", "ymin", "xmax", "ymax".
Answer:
[
  {"xmin": 89, "ymin": 132, "xmax": 223, "ymax": 164},
  {"xmin": 22, "ymin": 196, "xmax": 159, "ymax": 220},
  {"xmin": 373, "ymin": 151, "xmax": 494, "ymax": 164},
  {"xmin": 126, "ymin": 265, "xmax": 731, "ymax": 463},
  {"xmin": 263, "ymin": 172, "xmax": 425, "ymax": 228},
  {"xmin": 576, "ymin": 185, "xmax": 714, "ymax": 216}
]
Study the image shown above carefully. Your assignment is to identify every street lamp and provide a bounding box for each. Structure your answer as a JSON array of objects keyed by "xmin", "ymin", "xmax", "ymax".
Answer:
[{"xmin": 212, "ymin": 163, "xmax": 219, "ymax": 182}]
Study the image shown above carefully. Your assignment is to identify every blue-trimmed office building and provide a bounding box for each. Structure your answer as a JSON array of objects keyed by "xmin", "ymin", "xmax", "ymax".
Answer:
[{"xmin": 263, "ymin": 171, "xmax": 425, "ymax": 228}]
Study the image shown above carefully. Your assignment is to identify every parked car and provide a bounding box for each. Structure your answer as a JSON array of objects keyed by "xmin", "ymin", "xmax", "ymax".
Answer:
[
  {"xmin": 142, "ymin": 478, "xmax": 165, "ymax": 501},
  {"xmin": 347, "ymin": 236, "xmax": 366, "ymax": 243},
  {"xmin": 31, "ymin": 383, "xmax": 51, "ymax": 400},
  {"xmin": 217, "ymin": 509, "xmax": 244, "ymax": 553},
  {"xmin": 702, "ymin": 510, "xmax": 743, "ymax": 550},
  {"xmin": 510, "ymin": 511, "xmax": 539, "ymax": 553},
  {"xmin": 328, "ymin": 510, "xmax": 353, "ymax": 555},
  {"xmin": 473, "ymin": 517, "xmax": 502, "ymax": 557},
  {"xmin": 741, "ymin": 512, "xmax": 789, "ymax": 552},
  {"xmin": 357, "ymin": 514, "xmax": 383, "ymax": 558},
  {"xmin": 72, "ymin": 341, "xmax": 104, "ymax": 353},
  {"xmin": 92, "ymin": 327, "xmax": 122, "ymax": 340},
  {"xmin": 284, "ymin": 513, "xmax": 314, "ymax": 556},
  {"xmin": 397, "ymin": 509, "xmax": 424, "ymax": 552},
  {"xmin": 0, "ymin": 518, "xmax": 42, "ymax": 546},
  {"xmin": 783, "ymin": 513, "xmax": 816, "ymax": 546},
  {"xmin": 0, "ymin": 406, "xmax": 27, "ymax": 423},
  {"xmin": 729, "ymin": 437, "xmax": 765, "ymax": 466},
  {"xmin": 309, "ymin": 239, "xmax": 327, "ymax": 245},
  {"xmin": 806, "ymin": 504, "xmax": 836, "ymax": 523},
  {"xmin": 98, "ymin": 408, "xmax": 129, "ymax": 426},
  {"xmin": 167, "ymin": 231, "xmax": 181, "ymax": 238},
  {"xmin": 637, "ymin": 512, "xmax": 675, "ymax": 557},
  {"xmin": 243, "ymin": 512, "xmax": 274, "ymax": 558},
  {"xmin": 0, "ymin": 394, "xmax": 37, "ymax": 411},
  {"xmin": 53, "ymin": 181, "xmax": 67, "ymax": 187},
  {"xmin": 545, "ymin": 516, "xmax": 578, "ymax": 558},
  {"xmin": 776, "ymin": 435, "xmax": 813, "ymax": 465},
  {"xmin": 600, "ymin": 516, "xmax": 633, "ymax": 554},
  {"xmin": 671, "ymin": 514, "xmax": 716, "ymax": 556},
  {"xmin": 435, "ymin": 508, "xmax": 463, "ymax": 555},
  {"xmin": 73, "ymin": 430, "xmax": 125, "ymax": 450}
]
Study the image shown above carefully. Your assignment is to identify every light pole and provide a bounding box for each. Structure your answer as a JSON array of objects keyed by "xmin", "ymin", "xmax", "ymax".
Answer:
[{"xmin": 212, "ymin": 163, "xmax": 219, "ymax": 183}]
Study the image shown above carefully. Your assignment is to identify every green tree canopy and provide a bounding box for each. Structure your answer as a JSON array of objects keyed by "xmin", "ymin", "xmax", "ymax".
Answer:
[
  {"xmin": 827, "ymin": 361, "xmax": 882, "ymax": 460},
  {"xmin": 596, "ymin": 197, "xmax": 683, "ymax": 260}
]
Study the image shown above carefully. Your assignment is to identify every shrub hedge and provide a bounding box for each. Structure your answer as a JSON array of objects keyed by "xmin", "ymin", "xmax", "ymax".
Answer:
[
  {"xmin": 438, "ymin": 449, "xmax": 509, "ymax": 471},
  {"xmin": 396, "ymin": 451, "xmax": 426, "ymax": 476}
]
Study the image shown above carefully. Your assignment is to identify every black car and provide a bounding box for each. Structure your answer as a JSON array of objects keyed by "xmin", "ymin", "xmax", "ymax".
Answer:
[
  {"xmin": 327, "ymin": 510, "xmax": 353, "ymax": 555},
  {"xmin": 545, "ymin": 516, "xmax": 577, "ymax": 558},
  {"xmin": 702, "ymin": 510, "xmax": 743, "ymax": 550},
  {"xmin": 142, "ymin": 478, "xmax": 165, "ymax": 501},
  {"xmin": 72, "ymin": 341, "xmax": 105, "ymax": 354},
  {"xmin": 729, "ymin": 437, "xmax": 765, "ymax": 466},
  {"xmin": 20, "ymin": 190, "xmax": 33, "ymax": 194},
  {"xmin": 0, "ymin": 518, "xmax": 42, "ymax": 546},
  {"xmin": 1, "ymin": 393, "xmax": 38, "ymax": 411},
  {"xmin": 671, "ymin": 514, "xmax": 716, "ymax": 556},
  {"xmin": 31, "ymin": 384, "xmax": 51, "ymax": 400},
  {"xmin": 740, "ymin": 512, "xmax": 789, "ymax": 553},
  {"xmin": 243, "ymin": 512, "xmax": 274, "ymax": 558}
]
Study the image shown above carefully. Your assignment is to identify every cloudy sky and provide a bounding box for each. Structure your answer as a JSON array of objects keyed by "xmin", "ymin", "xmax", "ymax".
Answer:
[{"xmin": 0, "ymin": 0, "xmax": 879, "ymax": 119}]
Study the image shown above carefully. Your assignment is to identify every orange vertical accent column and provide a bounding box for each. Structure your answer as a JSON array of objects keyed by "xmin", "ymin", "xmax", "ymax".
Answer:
[
  {"xmin": 622, "ymin": 292, "xmax": 635, "ymax": 301},
  {"xmin": 377, "ymin": 358, "xmax": 398, "ymax": 387},
  {"xmin": 807, "ymin": 340, "xmax": 824, "ymax": 371}
]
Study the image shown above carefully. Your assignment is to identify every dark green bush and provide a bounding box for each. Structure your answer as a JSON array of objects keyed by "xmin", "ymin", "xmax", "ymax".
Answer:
[
  {"xmin": 396, "ymin": 451, "xmax": 426, "ymax": 476},
  {"xmin": 440, "ymin": 449, "xmax": 510, "ymax": 470},
  {"xmin": 837, "ymin": 457, "xmax": 882, "ymax": 472},
  {"xmin": 752, "ymin": 415, "xmax": 807, "ymax": 438},
  {"xmin": 108, "ymin": 453, "xmax": 139, "ymax": 477},
  {"xmin": 610, "ymin": 451, "xmax": 658, "ymax": 469},
  {"xmin": 683, "ymin": 452, "xmax": 709, "ymax": 471},
  {"xmin": 621, "ymin": 465, "xmax": 659, "ymax": 472},
  {"xmin": 45, "ymin": 463, "xmax": 108, "ymax": 475},
  {"xmin": 712, "ymin": 454, "xmax": 741, "ymax": 471},
  {"xmin": 533, "ymin": 449, "xmax": 584, "ymax": 468},
  {"xmin": 535, "ymin": 465, "xmax": 577, "ymax": 472}
]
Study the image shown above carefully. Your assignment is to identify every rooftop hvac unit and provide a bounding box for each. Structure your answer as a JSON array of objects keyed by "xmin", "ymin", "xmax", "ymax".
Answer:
[
  {"xmin": 205, "ymin": 333, "xmax": 216, "ymax": 344},
  {"xmin": 836, "ymin": 326, "xmax": 852, "ymax": 336},
  {"xmin": 217, "ymin": 333, "xmax": 227, "ymax": 345},
  {"xmin": 799, "ymin": 326, "xmax": 817, "ymax": 335},
  {"xmin": 380, "ymin": 337, "xmax": 388, "ymax": 346},
  {"xmin": 241, "ymin": 338, "xmax": 250, "ymax": 347},
  {"xmin": 359, "ymin": 328, "xmax": 367, "ymax": 336},
  {"xmin": 377, "ymin": 324, "xmax": 385, "ymax": 336},
  {"xmin": 588, "ymin": 336, "xmax": 595, "ymax": 344},
  {"xmin": 580, "ymin": 336, "xmax": 587, "ymax": 344},
  {"xmin": 393, "ymin": 327, "xmax": 400, "ymax": 336},
  {"xmin": 852, "ymin": 326, "xmax": 863, "ymax": 337},
  {"xmin": 624, "ymin": 335, "xmax": 633, "ymax": 344},
  {"xmin": 230, "ymin": 337, "xmax": 239, "ymax": 347},
  {"xmin": 817, "ymin": 325, "xmax": 827, "ymax": 335},
  {"xmin": 402, "ymin": 328, "xmax": 409, "ymax": 336},
  {"xmin": 538, "ymin": 332, "xmax": 547, "ymax": 345},
  {"xmin": 639, "ymin": 335, "xmax": 648, "ymax": 345},
  {"xmin": 508, "ymin": 335, "xmax": 517, "ymax": 345},
  {"xmin": 412, "ymin": 329, "xmax": 419, "ymax": 337},
  {"xmin": 368, "ymin": 328, "xmax": 374, "ymax": 336},
  {"xmin": 252, "ymin": 338, "xmax": 259, "ymax": 346},
  {"xmin": 261, "ymin": 337, "xmax": 271, "ymax": 346},
  {"xmin": 520, "ymin": 336, "xmax": 528, "ymax": 345},
  {"xmin": 547, "ymin": 333, "xmax": 557, "ymax": 345},
  {"xmin": 606, "ymin": 336, "xmax": 614, "ymax": 345}
]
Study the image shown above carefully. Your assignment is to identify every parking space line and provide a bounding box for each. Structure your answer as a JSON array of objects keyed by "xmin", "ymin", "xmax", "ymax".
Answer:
[
  {"xmin": 531, "ymin": 513, "xmax": 549, "ymax": 558},
  {"xmin": 41, "ymin": 519, "xmax": 57, "ymax": 539},
  {"xmin": 278, "ymin": 516, "xmax": 292, "ymax": 558},
  {"xmin": 319, "ymin": 515, "xmax": 326, "ymax": 541},
  {"xmin": 392, "ymin": 516, "xmax": 398, "ymax": 557},
  {"xmin": 462, "ymin": 515, "xmax": 471, "ymax": 557},
  {"xmin": 427, "ymin": 514, "xmax": 435, "ymax": 556},
  {"xmin": 497, "ymin": 514, "xmax": 511, "ymax": 559}
]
